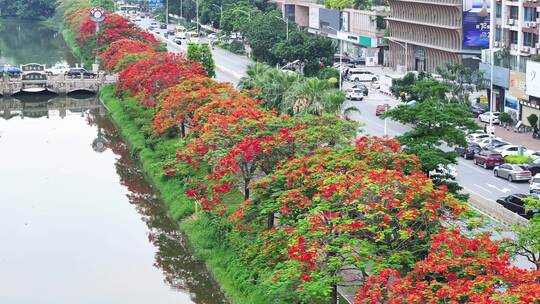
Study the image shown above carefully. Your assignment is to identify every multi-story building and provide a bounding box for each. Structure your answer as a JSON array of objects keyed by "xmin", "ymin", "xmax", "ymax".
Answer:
[
  {"xmin": 273, "ymin": 0, "xmax": 388, "ymax": 66},
  {"xmin": 492, "ymin": 0, "xmax": 540, "ymax": 71},
  {"xmin": 386, "ymin": 0, "xmax": 466, "ymax": 72}
]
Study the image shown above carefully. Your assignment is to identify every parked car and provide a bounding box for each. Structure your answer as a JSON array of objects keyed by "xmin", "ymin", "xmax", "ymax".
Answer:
[
  {"xmin": 167, "ymin": 29, "xmax": 175, "ymax": 36},
  {"xmin": 454, "ymin": 143, "xmax": 481, "ymax": 159},
  {"xmin": 496, "ymin": 193, "xmax": 539, "ymax": 219},
  {"xmin": 45, "ymin": 64, "xmax": 70, "ymax": 76},
  {"xmin": 65, "ymin": 68, "xmax": 96, "ymax": 78},
  {"xmin": 483, "ymin": 141, "xmax": 510, "ymax": 151},
  {"xmin": 147, "ymin": 25, "xmax": 155, "ymax": 31},
  {"xmin": 526, "ymin": 158, "xmax": 540, "ymax": 175},
  {"xmin": 351, "ymin": 83, "xmax": 368, "ymax": 96},
  {"xmin": 478, "ymin": 111, "xmax": 501, "ymax": 124},
  {"xmin": 428, "ymin": 164, "xmax": 457, "ymax": 180},
  {"xmin": 466, "ymin": 133, "xmax": 491, "ymax": 143},
  {"xmin": 494, "ymin": 145, "xmax": 530, "ymax": 158},
  {"xmin": 470, "ymin": 104, "xmax": 488, "ymax": 117},
  {"xmin": 1, "ymin": 66, "xmax": 22, "ymax": 77},
  {"xmin": 493, "ymin": 164, "xmax": 531, "ymax": 182},
  {"xmin": 150, "ymin": 21, "xmax": 158, "ymax": 26},
  {"xmin": 530, "ymin": 174, "xmax": 540, "ymax": 194},
  {"xmin": 475, "ymin": 137, "xmax": 504, "ymax": 149},
  {"xmin": 348, "ymin": 69, "xmax": 377, "ymax": 82},
  {"xmin": 346, "ymin": 88, "xmax": 364, "ymax": 101},
  {"xmin": 349, "ymin": 57, "xmax": 366, "ymax": 65},
  {"xmin": 473, "ymin": 150, "xmax": 504, "ymax": 169},
  {"xmin": 174, "ymin": 38, "xmax": 182, "ymax": 45},
  {"xmin": 375, "ymin": 104, "xmax": 390, "ymax": 116}
]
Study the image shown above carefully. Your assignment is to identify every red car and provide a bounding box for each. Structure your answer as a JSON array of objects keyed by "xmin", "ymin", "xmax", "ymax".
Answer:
[
  {"xmin": 376, "ymin": 104, "xmax": 390, "ymax": 116},
  {"xmin": 473, "ymin": 150, "xmax": 504, "ymax": 169}
]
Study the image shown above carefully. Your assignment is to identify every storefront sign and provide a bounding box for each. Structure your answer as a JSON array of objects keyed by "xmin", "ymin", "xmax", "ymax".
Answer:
[
  {"xmin": 509, "ymin": 71, "xmax": 527, "ymax": 100},
  {"xmin": 463, "ymin": 0, "xmax": 490, "ymax": 47},
  {"xmin": 309, "ymin": 7, "xmax": 319, "ymax": 29},
  {"xmin": 526, "ymin": 61, "xmax": 540, "ymax": 98},
  {"xmin": 337, "ymin": 31, "xmax": 358, "ymax": 43},
  {"xmin": 341, "ymin": 12, "xmax": 349, "ymax": 32},
  {"xmin": 504, "ymin": 92, "xmax": 519, "ymax": 112},
  {"xmin": 479, "ymin": 62, "xmax": 510, "ymax": 89},
  {"xmin": 359, "ymin": 36, "xmax": 375, "ymax": 48}
]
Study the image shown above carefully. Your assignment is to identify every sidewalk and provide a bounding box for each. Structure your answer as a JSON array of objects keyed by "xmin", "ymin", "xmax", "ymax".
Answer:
[{"xmin": 479, "ymin": 122, "xmax": 540, "ymax": 151}]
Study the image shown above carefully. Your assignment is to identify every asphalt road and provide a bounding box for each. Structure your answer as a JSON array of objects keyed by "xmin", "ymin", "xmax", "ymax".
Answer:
[
  {"xmin": 134, "ymin": 15, "xmax": 530, "ymax": 225},
  {"xmin": 130, "ymin": 14, "xmax": 534, "ymax": 269}
]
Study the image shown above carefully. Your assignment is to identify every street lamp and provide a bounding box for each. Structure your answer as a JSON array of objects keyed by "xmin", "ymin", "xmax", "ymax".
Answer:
[
  {"xmin": 274, "ymin": 15, "xmax": 289, "ymax": 41},
  {"xmin": 387, "ymin": 38, "xmax": 408, "ymax": 72},
  {"xmin": 326, "ymin": 26, "xmax": 343, "ymax": 89},
  {"xmin": 212, "ymin": 3, "xmax": 223, "ymax": 29}
]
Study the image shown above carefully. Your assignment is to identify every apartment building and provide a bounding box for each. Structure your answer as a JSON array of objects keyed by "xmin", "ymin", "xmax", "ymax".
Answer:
[
  {"xmin": 492, "ymin": 0, "xmax": 540, "ymax": 71},
  {"xmin": 273, "ymin": 0, "xmax": 388, "ymax": 66}
]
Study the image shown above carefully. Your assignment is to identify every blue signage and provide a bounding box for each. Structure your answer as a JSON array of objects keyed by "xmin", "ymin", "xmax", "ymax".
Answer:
[
  {"xmin": 148, "ymin": 0, "xmax": 163, "ymax": 9},
  {"xmin": 505, "ymin": 95, "xmax": 518, "ymax": 110},
  {"xmin": 463, "ymin": 0, "xmax": 490, "ymax": 48}
]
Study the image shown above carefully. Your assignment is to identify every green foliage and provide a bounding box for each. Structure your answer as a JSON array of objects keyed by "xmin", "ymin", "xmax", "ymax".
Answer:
[
  {"xmin": 244, "ymin": 10, "xmax": 285, "ymax": 64},
  {"xmin": 239, "ymin": 64, "xmax": 347, "ymax": 115},
  {"xmin": 220, "ymin": 1, "xmax": 257, "ymax": 34},
  {"xmin": 504, "ymin": 155, "xmax": 533, "ymax": 164},
  {"xmin": 324, "ymin": 0, "xmax": 354, "ymax": 9},
  {"xmin": 435, "ymin": 63, "xmax": 485, "ymax": 103},
  {"xmin": 271, "ymin": 29, "xmax": 335, "ymax": 76},
  {"xmin": 91, "ymin": 0, "xmax": 115, "ymax": 10},
  {"xmin": 0, "ymin": 0, "xmax": 56, "ymax": 19},
  {"xmin": 218, "ymin": 40, "xmax": 245, "ymax": 55},
  {"xmin": 504, "ymin": 197, "xmax": 540, "ymax": 270},
  {"xmin": 528, "ymin": 114, "xmax": 538, "ymax": 129},
  {"xmin": 498, "ymin": 112, "xmax": 513, "ymax": 124},
  {"xmin": 187, "ymin": 43, "xmax": 216, "ymax": 78}
]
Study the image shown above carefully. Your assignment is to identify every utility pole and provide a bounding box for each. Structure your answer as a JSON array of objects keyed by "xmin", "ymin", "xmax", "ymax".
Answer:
[
  {"xmin": 166, "ymin": 0, "xmax": 169, "ymax": 25},
  {"xmin": 196, "ymin": 0, "xmax": 199, "ymax": 34}
]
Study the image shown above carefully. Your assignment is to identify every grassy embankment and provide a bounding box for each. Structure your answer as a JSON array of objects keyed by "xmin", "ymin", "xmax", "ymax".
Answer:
[{"xmin": 99, "ymin": 86, "xmax": 269, "ymax": 304}]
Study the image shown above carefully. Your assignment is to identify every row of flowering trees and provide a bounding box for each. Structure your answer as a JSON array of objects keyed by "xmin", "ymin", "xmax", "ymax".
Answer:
[{"xmin": 61, "ymin": 2, "xmax": 540, "ymax": 303}]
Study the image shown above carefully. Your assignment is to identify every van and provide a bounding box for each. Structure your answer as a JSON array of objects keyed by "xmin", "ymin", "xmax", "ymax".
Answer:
[{"xmin": 348, "ymin": 69, "xmax": 377, "ymax": 82}]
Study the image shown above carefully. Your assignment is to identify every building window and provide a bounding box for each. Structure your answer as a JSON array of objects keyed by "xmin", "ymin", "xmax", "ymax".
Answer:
[
  {"xmin": 510, "ymin": 6, "xmax": 519, "ymax": 20},
  {"xmin": 524, "ymin": 7, "xmax": 535, "ymax": 22},
  {"xmin": 496, "ymin": 3, "xmax": 502, "ymax": 18},
  {"xmin": 524, "ymin": 32, "xmax": 533, "ymax": 47},
  {"xmin": 495, "ymin": 28, "xmax": 501, "ymax": 41},
  {"xmin": 510, "ymin": 30, "xmax": 518, "ymax": 44}
]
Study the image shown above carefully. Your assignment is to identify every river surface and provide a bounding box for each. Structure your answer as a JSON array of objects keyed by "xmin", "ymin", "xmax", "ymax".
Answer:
[{"xmin": 0, "ymin": 19, "xmax": 227, "ymax": 304}]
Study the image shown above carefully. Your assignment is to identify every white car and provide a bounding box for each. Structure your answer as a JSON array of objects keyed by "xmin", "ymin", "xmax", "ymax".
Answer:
[
  {"xmin": 429, "ymin": 164, "xmax": 457, "ymax": 180},
  {"xmin": 530, "ymin": 174, "xmax": 540, "ymax": 194},
  {"xmin": 475, "ymin": 137, "xmax": 504, "ymax": 148},
  {"xmin": 466, "ymin": 133, "xmax": 491, "ymax": 143},
  {"xmin": 346, "ymin": 88, "xmax": 364, "ymax": 101},
  {"xmin": 478, "ymin": 111, "xmax": 501, "ymax": 124},
  {"xmin": 348, "ymin": 69, "xmax": 378, "ymax": 82},
  {"xmin": 45, "ymin": 64, "xmax": 70, "ymax": 76},
  {"xmin": 494, "ymin": 145, "xmax": 531, "ymax": 157}
]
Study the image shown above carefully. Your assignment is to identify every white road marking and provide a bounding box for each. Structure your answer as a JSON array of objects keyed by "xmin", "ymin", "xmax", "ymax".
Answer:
[
  {"xmin": 486, "ymin": 184, "xmax": 510, "ymax": 193},
  {"xmin": 474, "ymin": 184, "xmax": 492, "ymax": 193}
]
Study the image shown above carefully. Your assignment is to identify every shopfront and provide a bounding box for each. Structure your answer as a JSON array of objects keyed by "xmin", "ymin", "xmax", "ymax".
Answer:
[{"xmin": 479, "ymin": 63, "xmax": 510, "ymax": 112}]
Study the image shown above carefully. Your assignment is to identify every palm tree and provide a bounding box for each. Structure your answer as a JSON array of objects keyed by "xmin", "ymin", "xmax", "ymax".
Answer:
[
  {"xmin": 282, "ymin": 78, "xmax": 346, "ymax": 115},
  {"xmin": 237, "ymin": 63, "xmax": 269, "ymax": 90}
]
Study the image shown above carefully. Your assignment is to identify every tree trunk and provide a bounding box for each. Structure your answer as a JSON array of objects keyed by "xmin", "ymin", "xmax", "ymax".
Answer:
[
  {"xmin": 331, "ymin": 283, "xmax": 338, "ymax": 304},
  {"xmin": 244, "ymin": 182, "xmax": 250, "ymax": 200},
  {"xmin": 267, "ymin": 212, "xmax": 274, "ymax": 230},
  {"xmin": 180, "ymin": 122, "xmax": 186, "ymax": 137}
]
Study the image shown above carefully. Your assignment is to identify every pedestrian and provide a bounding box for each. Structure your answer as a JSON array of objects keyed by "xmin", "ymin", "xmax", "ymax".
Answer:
[{"xmin": 484, "ymin": 124, "xmax": 487, "ymax": 133}]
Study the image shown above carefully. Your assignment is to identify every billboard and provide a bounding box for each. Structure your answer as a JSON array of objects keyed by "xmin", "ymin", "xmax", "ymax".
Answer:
[
  {"xmin": 526, "ymin": 61, "xmax": 540, "ymax": 98},
  {"xmin": 309, "ymin": 7, "xmax": 319, "ymax": 29},
  {"xmin": 148, "ymin": 0, "xmax": 163, "ymax": 9},
  {"xmin": 463, "ymin": 0, "xmax": 490, "ymax": 47}
]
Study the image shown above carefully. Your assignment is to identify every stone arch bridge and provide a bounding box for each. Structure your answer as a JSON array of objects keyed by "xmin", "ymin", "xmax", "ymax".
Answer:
[{"xmin": 0, "ymin": 73, "xmax": 118, "ymax": 96}]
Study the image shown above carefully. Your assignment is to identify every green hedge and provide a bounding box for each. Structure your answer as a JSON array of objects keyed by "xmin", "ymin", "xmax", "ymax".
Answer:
[
  {"xmin": 99, "ymin": 85, "xmax": 270, "ymax": 304},
  {"xmin": 504, "ymin": 155, "xmax": 533, "ymax": 164}
]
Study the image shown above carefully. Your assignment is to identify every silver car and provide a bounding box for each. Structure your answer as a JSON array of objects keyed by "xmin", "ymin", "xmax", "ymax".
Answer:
[
  {"xmin": 530, "ymin": 174, "xmax": 540, "ymax": 194},
  {"xmin": 493, "ymin": 164, "xmax": 532, "ymax": 182}
]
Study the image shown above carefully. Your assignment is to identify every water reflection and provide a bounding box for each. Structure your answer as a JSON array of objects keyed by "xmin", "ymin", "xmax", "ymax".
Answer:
[
  {"xmin": 89, "ymin": 113, "xmax": 228, "ymax": 304},
  {"xmin": 0, "ymin": 93, "xmax": 101, "ymax": 120},
  {"xmin": 0, "ymin": 18, "xmax": 77, "ymax": 66}
]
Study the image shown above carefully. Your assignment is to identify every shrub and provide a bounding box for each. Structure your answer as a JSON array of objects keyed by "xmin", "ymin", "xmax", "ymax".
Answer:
[
  {"xmin": 499, "ymin": 112, "xmax": 513, "ymax": 125},
  {"xmin": 219, "ymin": 40, "xmax": 245, "ymax": 55},
  {"xmin": 528, "ymin": 113, "xmax": 538, "ymax": 129},
  {"xmin": 504, "ymin": 155, "xmax": 533, "ymax": 164}
]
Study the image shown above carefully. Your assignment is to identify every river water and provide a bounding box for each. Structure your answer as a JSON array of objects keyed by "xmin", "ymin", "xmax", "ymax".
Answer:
[{"xmin": 0, "ymin": 19, "xmax": 227, "ymax": 304}]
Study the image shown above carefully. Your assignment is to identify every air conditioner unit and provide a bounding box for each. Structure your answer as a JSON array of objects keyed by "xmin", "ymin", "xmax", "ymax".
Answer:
[
  {"xmin": 494, "ymin": 41, "xmax": 500, "ymax": 47},
  {"xmin": 508, "ymin": 19, "xmax": 515, "ymax": 25},
  {"xmin": 530, "ymin": 48, "xmax": 538, "ymax": 55},
  {"xmin": 522, "ymin": 46, "xmax": 530, "ymax": 53},
  {"xmin": 536, "ymin": 43, "xmax": 540, "ymax": 48}
]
